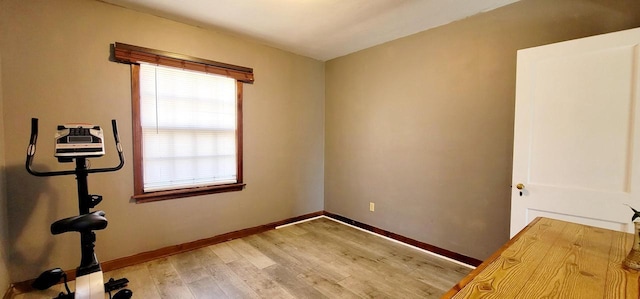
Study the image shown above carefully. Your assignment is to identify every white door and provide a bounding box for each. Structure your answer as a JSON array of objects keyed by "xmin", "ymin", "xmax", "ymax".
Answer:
[{"xmin": 511, "ymin": 28, "xmax": 640, "ymax": 237}]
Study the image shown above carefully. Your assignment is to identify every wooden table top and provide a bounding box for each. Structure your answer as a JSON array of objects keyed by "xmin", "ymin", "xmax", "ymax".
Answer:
[{"xmin": 442, "ymin": 217, "xmax": 640, "ymax": 298}]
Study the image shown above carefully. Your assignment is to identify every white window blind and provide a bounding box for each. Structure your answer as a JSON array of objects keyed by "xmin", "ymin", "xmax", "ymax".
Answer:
[{"xmin": 139, "ymin": 63, "xmax": 237, "ymax": 192}]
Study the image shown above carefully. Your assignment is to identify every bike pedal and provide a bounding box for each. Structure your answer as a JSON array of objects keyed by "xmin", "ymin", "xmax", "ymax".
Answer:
[{"xmin": 104, "ymin": 277, "xmax": 129, "ymax": 292}]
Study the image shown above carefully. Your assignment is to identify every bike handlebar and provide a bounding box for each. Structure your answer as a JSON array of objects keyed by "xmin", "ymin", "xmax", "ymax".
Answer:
[{"xmin": 26, "ymin": 118, "xmax": 125, "ymax": 177}]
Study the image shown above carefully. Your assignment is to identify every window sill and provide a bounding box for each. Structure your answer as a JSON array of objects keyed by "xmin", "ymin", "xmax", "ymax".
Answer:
[{"xmin": 133, "ymin": 183, "xmax": 246, "ymax": 203}]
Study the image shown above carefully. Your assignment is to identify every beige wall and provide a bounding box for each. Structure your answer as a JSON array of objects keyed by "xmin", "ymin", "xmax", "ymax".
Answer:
[
  {"xmin": 0, "ymin": 19, "xmax": 11, "ymax": 293},
  {"xmin": 0, "ymin": 0, "xmax": 324, "ymax": 282},
  {"xmin": 325, "ymin": 0, "xmax": 640, "ymax": 260}
]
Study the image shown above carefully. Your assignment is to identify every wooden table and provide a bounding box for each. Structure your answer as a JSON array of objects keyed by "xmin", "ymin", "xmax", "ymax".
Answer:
[{"xmin": 442, "ymin": 217, "xmax": 640, "ymax": 298}]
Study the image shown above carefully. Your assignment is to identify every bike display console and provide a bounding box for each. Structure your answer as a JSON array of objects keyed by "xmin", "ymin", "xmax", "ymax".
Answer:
[{"xmin": 55, "ymin": 124, "xmax": 105, "ymax": 160}]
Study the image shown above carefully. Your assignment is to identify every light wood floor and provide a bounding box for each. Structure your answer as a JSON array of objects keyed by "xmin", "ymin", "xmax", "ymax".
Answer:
[{"xmin": 11, "ymin": 217, "xmax": 472, "ymax": 299}]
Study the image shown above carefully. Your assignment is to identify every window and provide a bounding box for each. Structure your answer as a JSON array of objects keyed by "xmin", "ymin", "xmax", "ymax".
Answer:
[
  {"xmin": 139, "ymin": 64, "xmax": 238, "ymax": 191},
  {"xmin": 113, "ymin": 43, "xmax": 254, "ymax": 202}
]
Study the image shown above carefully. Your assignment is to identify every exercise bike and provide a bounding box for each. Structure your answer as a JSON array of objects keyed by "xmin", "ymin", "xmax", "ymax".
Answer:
[{"xmin": 26, "ymin": 118, "xmax": 132, "ymax": 299}]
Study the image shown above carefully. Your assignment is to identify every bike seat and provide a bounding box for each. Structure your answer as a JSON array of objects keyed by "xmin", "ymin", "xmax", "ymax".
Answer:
[{"xmin": 51, "ymin": 210, "xmax": 107, "ymax": 234}]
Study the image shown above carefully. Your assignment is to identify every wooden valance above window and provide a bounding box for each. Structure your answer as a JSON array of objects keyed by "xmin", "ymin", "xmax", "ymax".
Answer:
[{"xmin": 112, "ymin": 42, "xmax": 254, "ymax": 84}]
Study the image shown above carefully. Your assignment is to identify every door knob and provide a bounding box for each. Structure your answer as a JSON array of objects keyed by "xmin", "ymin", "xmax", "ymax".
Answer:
[{"xmin": 516, "ymin": 183, "xmax": 525, "ymax": 196}]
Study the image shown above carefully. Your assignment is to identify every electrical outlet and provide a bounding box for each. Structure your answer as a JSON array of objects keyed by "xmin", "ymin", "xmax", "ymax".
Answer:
[{"xmin": 369, "ymin": 202, "xmax": 375, "ymax": 212}]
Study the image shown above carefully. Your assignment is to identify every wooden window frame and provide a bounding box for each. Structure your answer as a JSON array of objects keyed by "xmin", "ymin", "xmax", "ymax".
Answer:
[{"xmin": 113, "ymin": 43, "xmax": 253, "ymax": 203}]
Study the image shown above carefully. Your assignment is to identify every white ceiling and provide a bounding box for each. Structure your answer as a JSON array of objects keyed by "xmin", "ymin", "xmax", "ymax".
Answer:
[{"xmin": 102, "ymin": 0, "xmax": 519, "ymax": 61}]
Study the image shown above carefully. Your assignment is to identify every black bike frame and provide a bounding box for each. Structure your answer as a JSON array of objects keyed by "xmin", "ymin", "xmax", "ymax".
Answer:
[{"xmin": 25, "ymin": 118, "xmax": 125, "ymax": 275}]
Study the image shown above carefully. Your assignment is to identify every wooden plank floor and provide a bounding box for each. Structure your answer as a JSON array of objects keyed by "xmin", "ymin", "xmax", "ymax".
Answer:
[{"xmin": 11, "ymin": 217, "xmax": 472, "ymax": 299}]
